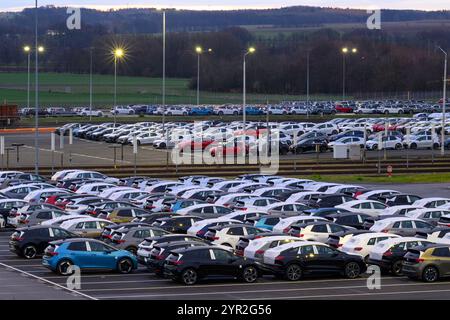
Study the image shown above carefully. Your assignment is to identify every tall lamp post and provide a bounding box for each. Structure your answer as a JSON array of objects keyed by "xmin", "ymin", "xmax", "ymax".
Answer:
[
  {"xmin": 194, "ymin": 46, "xmax": 212, "ymax": 106},
  {"xmin": 243, "ymin": 47, "xmax": 256, "ymax": 130},
  {"xmin": 23, "ymin": 46, "xmax": 31, "ymax": 110},
  {"xmin": 341, "ymin": 47, "xmax": 357, "ymax": 100},
  {"xmin": 112, "ymin": 48, "xmax": 124, "ymax": 128},
  {"xmin": 89, "ymin": 47, "xmax": 94, "ymax": 121},
  {"xmin": 438, "ymin": 46, "xmax": 448, "ymax": 156}
]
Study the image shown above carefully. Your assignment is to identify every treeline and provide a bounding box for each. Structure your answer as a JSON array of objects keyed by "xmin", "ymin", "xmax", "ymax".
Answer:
[
  {"xmin": 0, "ymin": 7, "xmax": 448, "ymax": 95},
  {"xmin": 1, "ymin": 6, "xmax": 450, "ymax": 34}
]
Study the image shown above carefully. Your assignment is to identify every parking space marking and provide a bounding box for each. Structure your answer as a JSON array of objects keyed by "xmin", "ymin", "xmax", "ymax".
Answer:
[
  {"xmin": 248, "ymin": 288, "xmax": 450, "ymax": 300},
  {"xmin": 0, "ymin": 262, "xmax": 97, "ymax": 300},
  {"xmin": 80, "ymin": 277, "xmax": 411, "ymax": 293},
  {"xmin": 94, "ymin": 281, "xmax": 450, "ymax": 299}
]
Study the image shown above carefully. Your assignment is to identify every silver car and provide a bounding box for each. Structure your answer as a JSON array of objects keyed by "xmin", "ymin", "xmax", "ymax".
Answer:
[{"xmin": 110, "ymin": 226, "xmax": 169, "ymax": 254}]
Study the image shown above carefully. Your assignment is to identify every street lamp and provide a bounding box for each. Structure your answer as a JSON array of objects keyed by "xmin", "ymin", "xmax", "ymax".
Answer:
[
  {"xmin": 438, "ymin": 46, "xmax": 448, "ymax": 156},
  {"xmin": 243, "ymin": 47, "xmax": 256, "ymax": 130},
  {"xmin": 195, "ymin": 46, "xmax": 212, "ymax": 106},
  {"xmin": 112, "ymin": 48, "xmax": 125, "ymax": 128},
  {"xmin": 341, "ymin": 47, "xmax": 358, "ymax": 100},
  {"xmin": 24, "ymin": 45, "xmax": 45, "ymax": 113}
]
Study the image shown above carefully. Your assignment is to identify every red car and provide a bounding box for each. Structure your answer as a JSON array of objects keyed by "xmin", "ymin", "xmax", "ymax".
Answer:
[
  {"xmin": 177, "ymin": 139, "xmax": 214, "ymax": 153},
  {"xmin": 335, "ymin": 104, "xmax": 353, "ymax": 113}
]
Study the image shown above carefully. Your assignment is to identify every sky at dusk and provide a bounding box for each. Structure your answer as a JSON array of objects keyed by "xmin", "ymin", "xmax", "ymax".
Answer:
[{"xmin": 1, "ymin": 0, "xmax": 449, "ymax": 12}]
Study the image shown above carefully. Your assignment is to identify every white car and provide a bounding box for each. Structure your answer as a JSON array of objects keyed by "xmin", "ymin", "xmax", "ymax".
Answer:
[
  {"xmin": 98, "ymin": 186, "xmax": 135, "ymax": 199},
  {"xmin": 379, "ymin": 205, "xmax": 424, "ymax": 217},
  {"xmin": 233, "ymin": 197, "xmax": 280, "ymax": 211},
  {"xmin": 341, "ymin": 232, "xmax": 401, "ymax": 261},
  {"xmin": 312, "ymin": 123, "xmax": 339, "ymax": 136},
  {"xmin": 204, "ymin": 224, "xmax": 265, "ymax": 249},
  {"xmin": 328, "ymin": 136, "xmax": 365, "ymax": 148},
  {"xmin": 286, "ymin": 191, "xmax": 324, "ymax": 203},
  {"xmin": 413, "ymin": 197, "xmax": 450, "ymax": 208},
  {"xmin": 0, "ymin": 171, "xmax": 24, "ymax": 183},
  {"xmin": 381, "ymin": 105, "xmax": 404, "ymax": 114},
  {"xmin": 134, "ymin": 132, "xmax": 163, "ymax": 145},
  {"xmin": 41, "ymin": 214, "xmax": 86, "ymax": 226},
  {"xmin": 336, "ymin": 200, "xmax": 388, "ymax": 217},
  {"xmin": 186, "ymin": 218, "xmax": 240, "ymax": 236},
  {"xmin": 111, "ymin": 106, "xmax": 135, "ymax": 115},
  {"xmin": 427, "ymin": 229, "xmax": 450, "ymax": 244},
  {"xmin": 365, "ymin": 136, "xmax": 403, "ymax": 150},
  {"xmin": 165, "ymin": 107, "xmax": 188, "ymax": 116},
  {"xmin": 404, "ymin": 135, "xmax": 440, "ymax": 149},
  {"xmin": 75, "ymin": 183, "xmax": 116, "ymax": 196},
  {"xmin": 272, "ymin": 215, "xmax": 327, "ymax": 233},
  {"xmin": 62, "ymin": 170, "xmax": 119, "ymax": 184},
  {"xmin": 356, "ymin": 189, "xmax": 400, "ymax": 201},
  {"xmin": 23, "ymin": 188, "xmax": 70, "ymax": 203},
  {"xmin": 78, "ymin": 108, "xmax": 104, "ymax": 117},
  {"xmin": 243, "ymin": 236, "xmax": 301, "ymax": 260},
  {"xmin": 290, "ymin": 222, "xmax": 352, "ymax": 242}
]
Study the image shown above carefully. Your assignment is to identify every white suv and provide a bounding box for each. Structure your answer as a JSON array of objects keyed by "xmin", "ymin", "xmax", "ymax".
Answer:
[{"xmin": 111, "ymin": 106, "xmax": 135, "ymax": 115}]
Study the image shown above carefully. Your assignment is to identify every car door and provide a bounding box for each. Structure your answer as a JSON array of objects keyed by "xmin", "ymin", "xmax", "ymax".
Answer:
[
  {"xmin": 82, "ymin": 221, "xmax": 99, "ymax": 238},
  {"xmin": 86, "ymin": 241, "xmax": 115, "ymax": 269},
  {"xmin": 314, "ymin": 245, "xmax": 344, "ymax": 273},
  {"xmin": 398, "ymin": 220, "xmax": 415, "ymax": 236},
  {"xmin": 210, "ymin": 248, "xmax": 238, "ymax": 276},
  {"xmin": 414, "ymin": 220, "xmax": 434, "ymax": 234},
  {"xmin": 66, "ymin": 241, "xmax": 91, "ymax": 267},
  {"xmin": 431, "ymin": 247, "xmax": 450, "ymax": 276}
]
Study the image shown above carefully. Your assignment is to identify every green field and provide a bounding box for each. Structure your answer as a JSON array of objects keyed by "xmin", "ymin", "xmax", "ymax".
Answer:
[{"xmin": 0, "ymin": 72, "xmax": 341, "ymax": 107}]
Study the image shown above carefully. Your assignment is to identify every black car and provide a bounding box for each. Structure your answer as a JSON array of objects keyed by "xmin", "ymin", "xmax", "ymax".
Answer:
[
  {"xmin": 132, "ymin": 212, "xmax": 179, "ymax": 224},
  {"xmin": 329, "ymin": 130, "xmax": 365, "ymax": 142},
  {"xmin": 263, "ymin": 242, "xmax": 366, "ymax": 281},
  {"xmin": 289, "ymin": 138, "xmax": 328, "ymax": 154},
  {"xmin": 368, "ymin": 239, "xmax": 433, "ymax": 276},
  {"xmin": 100, "ymin": 222, "xmax": 151, "ymax": 242},
  {"xmin": 9, "ymin": 226, "xmax": 77, "ymax": 259},
  {"xmin": 163, "ymin": 246, "xmax": 260, "ymax": 285},
  {"xmin": 306, "ymin": 194, "xmax": 354, "ymax": 208},
  {"xmin": 147, "ymin": 241, "xmax": 209, "ymax": 276},
  {"xmin": 327, "ymin": 212, "xmax": 372, "ymax": 230},
  {"xmin": 384, "ymin": 194, "xmax": 422, "ymax": 206},
  {"xmin": 152, "ymin": 216, "xmax": 203, "ymax": 234}
]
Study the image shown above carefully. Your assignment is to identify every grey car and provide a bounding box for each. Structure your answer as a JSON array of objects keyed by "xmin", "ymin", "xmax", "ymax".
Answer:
[
  {"xmin": 17, "ymin": 209, "xmax": 68, "ymax": 227},
  {"xmin": 110, "ymin": 226, "xmax": 169, "ymax": 254}
]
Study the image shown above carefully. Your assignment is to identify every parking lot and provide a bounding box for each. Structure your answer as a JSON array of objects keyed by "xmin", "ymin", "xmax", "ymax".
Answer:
[{"xmin": 0, "ymin": 132, "xmax": 444, "ymax": 170}]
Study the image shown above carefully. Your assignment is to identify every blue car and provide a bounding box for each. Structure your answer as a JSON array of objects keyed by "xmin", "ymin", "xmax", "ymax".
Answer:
[
  {"xmin": 255, "ymin": 216, "xmax": 284, "ymax": 231},
  {"xmin": 170, "ymin": 199, "xmax": 205, "ymax": 213},
  {"xmin": 42, "ymin": 239, "xmax": 138, "ymax": 275},
  {"xmin": 188, "ymin": 107, "xmax": 213, "ymax": 116},
  {"xmin": 245, "ymin": 107, "xmax": 264, "ymax": 115}
]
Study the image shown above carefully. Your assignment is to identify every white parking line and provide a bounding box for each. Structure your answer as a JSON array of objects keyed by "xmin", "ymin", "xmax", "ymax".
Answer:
[
  {"xmin": 0, "ymin": 262, "xmax": 97, "ymax": 300},
  {"xmin": 81, "ymin": 277, "xmax": 404, "ymax": 293},
  {"xmin": 94, "ymin": 281, "xmax": 450, "ymax": 299},
  {"xmin": 247, "ymin": 288, "xmax": 450, "ymax": 300}
]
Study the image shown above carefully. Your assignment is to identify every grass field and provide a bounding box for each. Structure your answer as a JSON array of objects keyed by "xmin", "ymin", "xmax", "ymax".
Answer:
[
  {"xmin": 306, "ymin": 173, "xmax": 450, "ymax": 184},
  {"xmin": 0, "ymin": 72, "xmax": 341, "ymax": 107}
]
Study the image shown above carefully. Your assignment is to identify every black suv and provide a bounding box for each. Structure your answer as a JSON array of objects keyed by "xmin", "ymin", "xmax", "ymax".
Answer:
[{"xmin": 9, "ymin": 226, "xmax": 77, "ymax": 259}]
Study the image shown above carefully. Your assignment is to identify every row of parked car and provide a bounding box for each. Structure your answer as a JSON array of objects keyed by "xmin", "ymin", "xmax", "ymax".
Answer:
[
  {"xmin": 2, "ymin": 169, "xmax": 450, "ymax": 284},
  {"xmin": 55, "ymin": 114, "xmax": 450, "ymax": 156},
  {"xmin": 20, "ymin": 99, "xmax": 447, "ymax": 118}
]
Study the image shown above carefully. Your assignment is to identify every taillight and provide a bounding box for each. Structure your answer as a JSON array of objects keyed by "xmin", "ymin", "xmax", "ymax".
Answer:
[
  {"xmin": 415, "ymin": 258, "xmax": 424, "ymax": 263},
  {"xmin": 383, "ymin": 250, "xmax": 393, "ymax": 257},
  {"xmin": 381, "ymin": 229, "xmax": 389, "ymax": 233},
  {"xmin": 196, "ymin": 230, "xmax": 205, "ymax": 236},
  {"xmin": 283, "ymin": 227, "xmax": 290, "ymax": 233},
  {"xmin": 255, "ymin": 249, "xmax": 265, "ymax": 255},
  {"xmin": 354, "ymin": 247, "xmax": 363, "ymax": 251},
  {"xmin": 275, "ymin": 255, "xmax": 284, "ymax": 264},
  {"xmin": 298, "ymin": 233, "xmax": 304, "ymax": 238},
  {"xmin": 338, "ymin": 243, "xmax": 343, "ymax": 247},
  {"xmin": 172, "ymin": 260, "xmax": 183, "ymax": 265},
  {"xmin": 212, "ymin": 236, "xmax": 219, "ymax": 240}
]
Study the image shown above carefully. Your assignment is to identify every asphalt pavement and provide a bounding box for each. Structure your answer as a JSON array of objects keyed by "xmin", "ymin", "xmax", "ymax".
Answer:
[{"xmin": 1, "ymin": 231, "xmax": 450, "ymax": 300}]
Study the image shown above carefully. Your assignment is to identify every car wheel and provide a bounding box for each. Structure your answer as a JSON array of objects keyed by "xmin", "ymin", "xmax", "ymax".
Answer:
[
  {"xmin": 395, "ymin": 143, "xmax": 402, "ymax": 150},
  {"xmin": 241, "ymin": 266, "xmax": 258, "ymax": 283},
  {"xmin": 22, "ymin": 245, "xmax": 37, "ymax": 259},
  {"xmin": 117, "ymin": 257, "xmax": 134, "ymax": 274},
  {"xmin": 410, "ymin": 143, "xmax": 417, "ymax": 149},
  {"xmin": 181, "ymin": 268, "xmax": 198, "ymax": 285},
  {"xmin": 332, "ymin": 130, "xmax": 338, "ymax": 135},
  {"xmin": 391, "ymin": 260, "xmax": 403, "ymax": 276},
  {"xmin": 233, "ymin": 111, "xmax": 238, "ymax": 115},
  {"xmin": 422, "ymin": 266, "xmax": 439, "ymax": 282},
  {"xmin": 292, "ymin": 111, "xmax": 296, "ymax": 115},
  {"xmin": 218, "ymin": 111, "xmax": 224, "ymax": 115},
  {"xmin": 57, "ymin": 259, "xmax": 74, "ymax": 276},
  {"xmin": 344, "ymin": 262, "xmax": 361, "ymax": 279},
  {"xmin": 125, "ymin": 246, "xmax": 137, "ymax": 255},
  {"xmin": 285, "ymin": 264, "xmax": 302, "ymax": 281},
  {"xmin": 433, "ymin": 143, "xmax": 440, "ymax": 150},
  {"xmin": 384, "ymin": 110, "xmax": 389, "ymax": 114},
  {"xmin": 372, "ymin": 144, "xmax": 378, "ymax": 150},
  {"xmin": 183, "ymin": 112, "xmax": 187, "ymax": 116}
]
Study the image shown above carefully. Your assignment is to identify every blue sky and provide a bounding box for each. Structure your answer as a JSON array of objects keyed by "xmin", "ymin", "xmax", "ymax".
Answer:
[{"xmin": 1, "ymin": 1, "xmax": 449, "ymax": 11}]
